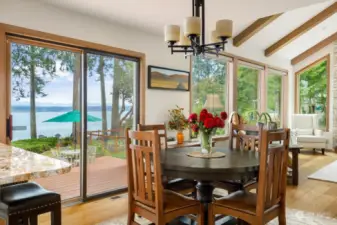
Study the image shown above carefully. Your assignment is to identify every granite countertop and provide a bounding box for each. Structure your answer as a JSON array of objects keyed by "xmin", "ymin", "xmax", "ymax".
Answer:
[{"xmin": 0, "ymin": 143, "xmax": 72, "ymax": 185}]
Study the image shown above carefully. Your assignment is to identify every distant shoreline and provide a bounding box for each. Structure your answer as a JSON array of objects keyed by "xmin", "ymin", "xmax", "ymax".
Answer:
[{"xmin": 11, "ymin": 105, "xmax": 130, "ymax": 112}]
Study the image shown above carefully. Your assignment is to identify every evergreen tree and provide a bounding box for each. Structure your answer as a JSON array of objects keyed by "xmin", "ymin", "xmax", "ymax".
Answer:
[{"xmin": 11, "ymin": 43, "xmax": 58, "ymax": 138}]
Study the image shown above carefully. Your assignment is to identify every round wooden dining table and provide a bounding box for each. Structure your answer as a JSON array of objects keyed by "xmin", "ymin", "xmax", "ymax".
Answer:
[{"xmin": 161, "ymin": 146, "xmax": 260, "ymax": 225}]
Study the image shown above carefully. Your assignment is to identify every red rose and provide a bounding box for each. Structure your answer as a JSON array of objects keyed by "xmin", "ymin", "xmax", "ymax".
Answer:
[
  {"xmin": 220, "ymin": 111, "xmax": 228, "ymax": 120},
  {"xmin": 200, "ymin": 110, "xmax": 208, "ymax": 122},
  {"xmin": 214, "ymin": 116, "xmax": 222, "ymax": 127},
  {"xmin": 200, "ymin": 109, "xmax": 208, "ymax": 114},
  {"xmin": 204, "ymin": 118, "xmax": 215, "ymax": 129},
  {"xmin": 188, "ymin": 113, "xmax": 198, "ymax": 122},
  {"xmin": 207, "ymin": 113, "xmax": 214, "ymax": 118}
]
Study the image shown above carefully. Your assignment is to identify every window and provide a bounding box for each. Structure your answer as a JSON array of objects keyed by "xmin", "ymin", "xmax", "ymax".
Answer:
[
  {"xmin": 295, "ymin": 55, "xmax": 329, "ymax": 130},
  {"xmin": 191, "ymin": 55, "xmax": 229, "ymax": 135},
  {"xmin": 267, "ymin": 69, "xmax": 285, "ymax": 127},
  {"xmin": 236, "ymin": 62, "xmax": 263, "ymax": 124}
]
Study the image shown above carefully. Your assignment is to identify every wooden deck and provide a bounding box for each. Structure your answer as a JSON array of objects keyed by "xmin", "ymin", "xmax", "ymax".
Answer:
[{"xmin": 33, "ymin": 156, "xmax": 127, "ymax": 200}]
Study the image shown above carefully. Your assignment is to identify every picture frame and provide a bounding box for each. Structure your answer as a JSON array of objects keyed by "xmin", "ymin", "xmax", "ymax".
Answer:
[{"xmin": 148, "ymin": 65, "xmax": 190, "ymax": 91}]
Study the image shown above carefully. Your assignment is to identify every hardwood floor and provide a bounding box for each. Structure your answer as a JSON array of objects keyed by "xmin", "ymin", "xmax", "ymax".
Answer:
[
  {"xmin": 286, "ymin": 151, "xmax": 337, "ymax": 218},
  {"xmin": 1, "ymin": 151, "xmax": 337, "ymax": 225}
]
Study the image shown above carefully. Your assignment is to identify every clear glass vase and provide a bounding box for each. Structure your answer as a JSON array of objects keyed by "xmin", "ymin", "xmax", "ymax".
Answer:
[{"xmin": 200, "ymin": 131, "xmax": 212, "ymax": 155}]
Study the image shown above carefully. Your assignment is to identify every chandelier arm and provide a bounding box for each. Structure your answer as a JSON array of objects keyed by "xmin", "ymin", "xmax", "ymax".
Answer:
[
  {"xmin": 171, "ymin": 50, "xmax": 194, "ymax": 53},
  {"xmin": 169, "ymin": 45, "xmax": 193, "ymax": 49},
  {"xmin": 202, "ymin": 41, "xmax": 226, "ymax": 47}
]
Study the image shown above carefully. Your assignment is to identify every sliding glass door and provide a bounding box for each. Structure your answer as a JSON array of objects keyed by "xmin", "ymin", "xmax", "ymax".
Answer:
[
  {"xmin": 9, "ymin": 40, "xmax": 82, "ymax": 200},
  {"xmin": 8, "ymin": 36, "xmax": 140, "ymax": 201},
  {"xmin": 85, "ymin": 51, "xmax": 139, "ymax": 196}
]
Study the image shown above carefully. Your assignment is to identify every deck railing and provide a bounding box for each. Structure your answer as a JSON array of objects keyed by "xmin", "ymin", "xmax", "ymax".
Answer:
[{"xmin": 88, "ymin": 129, "xmax": 125, "ymax": 151}]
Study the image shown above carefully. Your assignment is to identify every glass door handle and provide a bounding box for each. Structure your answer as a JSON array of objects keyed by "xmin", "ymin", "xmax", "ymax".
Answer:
[{"xmin": 6, "ymin": 115, "xmax": 12, "ymax": 141}]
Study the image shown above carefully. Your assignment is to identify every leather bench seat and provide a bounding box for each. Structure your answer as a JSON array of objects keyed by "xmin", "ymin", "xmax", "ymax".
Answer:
[{"xmin": 0, "ymin": 182, "xmax": 60, "ymax": 216}]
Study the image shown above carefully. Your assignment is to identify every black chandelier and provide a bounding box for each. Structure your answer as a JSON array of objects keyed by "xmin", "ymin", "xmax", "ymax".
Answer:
[{"xmin": 164, "ymin": 0, "xmax": 233, "ymax": 57}]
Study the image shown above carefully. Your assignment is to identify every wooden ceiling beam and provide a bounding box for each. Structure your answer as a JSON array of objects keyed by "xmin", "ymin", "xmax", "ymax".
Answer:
[
  {"xmin": 291, "ymin": 31, "xmax": 337, "ymax": 65},
  {"xmin": 265, "ymin": 2, "xmax": 337, "ymax": 57},
  {"xmin": 233, "ymin": 14, "xmax": 282, "ymax": 47}
]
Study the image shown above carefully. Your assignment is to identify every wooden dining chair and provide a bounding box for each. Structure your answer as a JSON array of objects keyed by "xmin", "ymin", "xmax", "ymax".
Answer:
[
  {"xmin": 229, "ymin": 111, "xmax": 244, "ymax": 126},
  {"xmin": 137, "ymin": 124, "xmax": 168, "ymax": 149},
  {"xmin": 213, "ymin": 124, "xmax": 263, "ymax": 194},
  {"xmin": 229, "ymin": 124, "xmax": 263, "ymax": 151},
  {"xmin": 209, "ymin": 129, "xmax": 290, "ymax": 225},
  {"xmin": 125, "ymin": 129, "xmax": 204, "ymax": 225},
  {"xmin": 137, "ymin": 124, "xmax": 197, "ymax": 196}
]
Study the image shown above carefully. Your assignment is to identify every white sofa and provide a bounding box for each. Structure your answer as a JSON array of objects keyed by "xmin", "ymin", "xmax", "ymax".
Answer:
[{"xmin": 291, "ymin": 114, "xmax": 327, "ymax": 154}]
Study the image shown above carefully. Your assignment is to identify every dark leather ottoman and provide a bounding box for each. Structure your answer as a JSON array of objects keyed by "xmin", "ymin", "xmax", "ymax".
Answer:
[{"xmin": 0, "ymin": 182, "xmax": 61, "ymax": 225}]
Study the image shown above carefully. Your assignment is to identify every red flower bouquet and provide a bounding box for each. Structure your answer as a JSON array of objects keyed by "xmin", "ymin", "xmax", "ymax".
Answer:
[{"xmin": 188, "ymin": 109, "xmax": 227, "ymax": 154}]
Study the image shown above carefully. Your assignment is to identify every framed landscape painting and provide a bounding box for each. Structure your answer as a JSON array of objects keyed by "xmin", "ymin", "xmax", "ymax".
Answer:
[{"xmin": 148, "ymin": 66, "xmax": 190, "ymax": 91}]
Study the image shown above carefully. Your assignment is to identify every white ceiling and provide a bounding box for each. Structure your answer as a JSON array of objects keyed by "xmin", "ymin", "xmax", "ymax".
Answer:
[
  {"xmin": 37, "ymin": 0, "xmax": 329, "ymax": 35},
  {"xmin": 247, "ymin": 0, "xmax": 336, "ymax": 60},
  {"xmin": 35, "ymin": 0, "xmax": 335, "ymax": 61}
]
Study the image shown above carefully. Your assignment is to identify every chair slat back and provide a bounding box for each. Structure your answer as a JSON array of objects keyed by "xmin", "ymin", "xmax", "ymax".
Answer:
[
  {"xmin": 126, "ymin": 129, "xmax": 163, "ymax": 210},
  {"xmin": 230, "ymin": 124, "xmax": 262, "ymax": 151},
  {"xmin": 137, "ymin": 124, "xmax": 168, "ymax": 150},
  {"xmin": 256, "ymin": 129, "xmax": 290, "ymax": 215}
]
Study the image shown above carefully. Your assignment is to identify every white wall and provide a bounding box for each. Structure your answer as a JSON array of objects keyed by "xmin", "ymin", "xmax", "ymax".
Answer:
[
  {"xmin": 0, "ymin": 0, "xmax": 291, "ymax": 138},
  {"xmin": 292, "ymin": 43, "xmax": 334, "ymax": 148}
]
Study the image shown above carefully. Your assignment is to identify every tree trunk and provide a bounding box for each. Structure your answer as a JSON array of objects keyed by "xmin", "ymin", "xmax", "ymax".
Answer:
[
  {"xmin": 98, "ymin": 56, "xmax": 107, "ymax": 135},
  {"xmin": 111, "ymin": 58, "xmax": 121, "ymax": 135},
  {"xmin": 29, "ymin": 61, "xmax": 37, "ymax": 139},
  {"xmin": 72, "ymin": 53, "xmax": 81, "ymax": 143}
]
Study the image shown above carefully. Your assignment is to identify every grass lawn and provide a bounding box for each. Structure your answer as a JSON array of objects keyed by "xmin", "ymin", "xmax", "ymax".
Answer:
[
  {"xmin": 109, "ymin": 151, "xmax": 126, "ymax": 159},
  {"xmin": 42, "ymin": 149, "xmax": 126, "ymax": 160}
]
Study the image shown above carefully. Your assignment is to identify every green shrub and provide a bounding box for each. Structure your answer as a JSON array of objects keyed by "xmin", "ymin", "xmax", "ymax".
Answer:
[
  {"xmin": 12, "ymin": 137, "xmax": 58, "ymax": 154},
  {"xmin": 59, "ymin": 137, "xmax": 73, "ymax": 147}
]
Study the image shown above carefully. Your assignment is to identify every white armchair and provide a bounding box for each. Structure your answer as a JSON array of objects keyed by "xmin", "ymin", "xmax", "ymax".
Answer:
[{"xmin": 291, "ymin": 114, "xmax": 327, "ymax": 154}]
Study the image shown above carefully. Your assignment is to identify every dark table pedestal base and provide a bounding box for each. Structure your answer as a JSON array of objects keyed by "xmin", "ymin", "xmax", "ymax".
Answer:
[
  {"xmin": 191, "ymin": 181, "xmax": 238, "ymax": 225},
  {"xmin": 196, "ymin": 181, "xmax": 214, "ymax": 225}
]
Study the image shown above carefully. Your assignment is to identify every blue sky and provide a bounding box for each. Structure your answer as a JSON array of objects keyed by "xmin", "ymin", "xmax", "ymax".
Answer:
[{"xmin": 12, "ymin": 60, "xmax": 116, "ymax": 106}]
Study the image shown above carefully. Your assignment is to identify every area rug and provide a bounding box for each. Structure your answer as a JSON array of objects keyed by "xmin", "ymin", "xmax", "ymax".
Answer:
[
  {"xmin": 308, "ymin": 160, "xmax": 337, "ymax": 183},
  {"xmin": 97, "ymin": 208, "xmax": 337, "ymax": 225}
]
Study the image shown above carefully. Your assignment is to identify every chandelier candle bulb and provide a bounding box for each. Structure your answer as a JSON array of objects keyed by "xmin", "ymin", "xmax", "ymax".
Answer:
[
  {"xmin": 164, "ymin": 25, "xmax": 180, "ymax": 42},
  {"xmin": 211, "ymin": 30, "xmax": 221, "ymax": 43},
  {"xmin": 184, "ymin": 17, "xmax": 201, "ymax": 36},
  {"xmin": 216, "ymin": 19, "xmax": 233, "ymax": 38},
  {"xmin": 179, "ymin": 33, "xmax": 191, "ymax": 46}
]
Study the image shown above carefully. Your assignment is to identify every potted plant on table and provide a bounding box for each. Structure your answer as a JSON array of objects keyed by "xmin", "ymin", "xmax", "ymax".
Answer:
[
  {"xmin": 168, "ymin": 106, "xmax": 188, "ymax": 144},
  {"xmin": 188, "ymin": 109, "xmax": 228, "ymax": 154}
]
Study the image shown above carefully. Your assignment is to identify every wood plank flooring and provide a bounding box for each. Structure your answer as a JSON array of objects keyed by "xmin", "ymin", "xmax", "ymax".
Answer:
[{"xmin": 2, "ymin": 151, "xmax": 337, "ymax": 225}]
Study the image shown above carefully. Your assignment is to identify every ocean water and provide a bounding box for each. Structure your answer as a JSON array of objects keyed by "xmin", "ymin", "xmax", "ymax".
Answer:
[{"xmin": 12, "ymin": 110, "xmax": 116, "ymax": 141}]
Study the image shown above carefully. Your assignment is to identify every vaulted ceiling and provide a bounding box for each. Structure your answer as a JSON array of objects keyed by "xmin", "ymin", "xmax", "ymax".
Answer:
[{"xmin": 35, "ymin": 0, "xmax": 335, "ymax": 64}]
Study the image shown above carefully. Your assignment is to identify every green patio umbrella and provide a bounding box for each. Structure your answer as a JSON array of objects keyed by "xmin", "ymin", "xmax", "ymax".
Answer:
[
  {"xmin": 43, "ymin": 110, "xmax": 101, "ymax": 147},
  {"xmin": 43, "ymin": 110, "xmax": 101, "ymax": 123}
]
